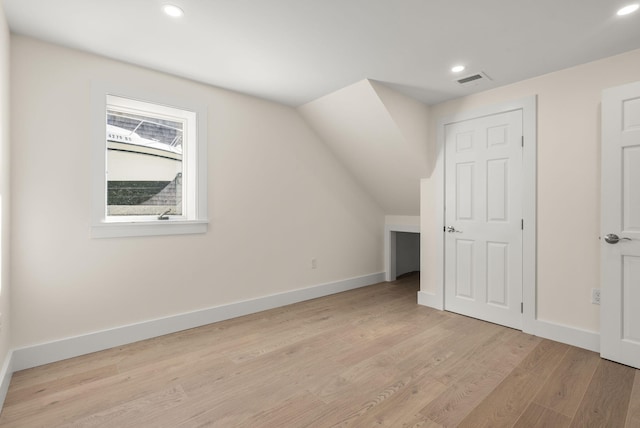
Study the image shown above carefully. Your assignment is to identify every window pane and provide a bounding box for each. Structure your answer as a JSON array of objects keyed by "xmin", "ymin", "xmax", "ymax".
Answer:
[{"xmin": 106, "ymin": 110, "xmax": 184, "ymax": 216}]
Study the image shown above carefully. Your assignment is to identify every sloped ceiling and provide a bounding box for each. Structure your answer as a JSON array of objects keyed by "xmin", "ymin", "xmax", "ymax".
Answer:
[{"xmin": 298, "ymin": 80, "xmax": 429, "ymax": 215}]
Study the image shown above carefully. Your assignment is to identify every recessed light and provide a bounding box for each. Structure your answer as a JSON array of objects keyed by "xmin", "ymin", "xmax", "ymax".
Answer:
[
  {"xmin": 451, "ymin": 65, "xmax": 466, "ymax": 73},
  {"xmin": 617, "ymin": 3, "xmax": 639, "ymax": 16},
  {"xmin": 163, "ymin": 4, "xmax": 184, "ymax": 17}
]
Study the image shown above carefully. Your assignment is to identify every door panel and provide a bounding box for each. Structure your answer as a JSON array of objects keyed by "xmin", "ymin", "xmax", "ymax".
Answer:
[
  {"xmin": 487, "ymin": 125, "xmax": 508, "ymax": 147},
  {"xmin": 487, "ymin": 159, "xmax": 509, "ymax": 222},
  {"xmin": 623, "ymin": 146, "xmax": 640, "ymax": 231},
  {"xmin": 455, "ymin": 240, "xmax": 474, "ymax": 299},
  {"xmin": 444, "ymin": 110, "xmax": 523, "ymax": 329},
  {"xmin": 487, "ymin": 241, "xmax": 508, "ymax": 307},
  {"xmin": 601, "ymin": 81, "xmax": 640, "ymax": 369},
  {"xmin": 622, "ymin": 256, "xmax": 640, "ymax": 344},
  {"xmin": 623, "ymin": 97, "xmax": 640, "ymax": 129},
  {"xmin": 456, "ymin": 163, "xmax": 474, "ymax": 220}
]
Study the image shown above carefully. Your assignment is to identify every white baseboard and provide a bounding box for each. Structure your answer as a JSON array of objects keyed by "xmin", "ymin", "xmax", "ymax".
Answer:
[
  {"xmin": 0, "ymin": 350, "xmax": 13, "ymax": 410},
  {"xmin": 529, "ymin": 319, "xmax": 600, "ymax": 353},
  {"xmin": 417, "ymin": 293, "xmax": 600, "ymax": 353},
  {"xmin": 12, "ymin": 272, "xmax": 385, "ymax": 371},
  {"xmin": 417, "ymin": 291, "xmax": 443, "ymax": 310}
]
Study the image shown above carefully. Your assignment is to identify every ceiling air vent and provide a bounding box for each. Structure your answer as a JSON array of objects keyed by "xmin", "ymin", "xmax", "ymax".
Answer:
[{"xmin": 455, "ymin": 71, "xmax": 492, "ymax": 87}]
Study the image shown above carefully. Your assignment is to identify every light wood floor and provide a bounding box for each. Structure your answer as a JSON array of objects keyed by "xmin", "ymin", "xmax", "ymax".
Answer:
[{"xmin": 1, "ymin": 273, "xmax": 638, "ymax": 427}]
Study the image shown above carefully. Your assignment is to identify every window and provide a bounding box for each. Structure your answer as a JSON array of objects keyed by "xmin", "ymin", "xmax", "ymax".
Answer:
[{"xmin": 91, "ymin": 84, "xmax": 208, "ymax": 238}]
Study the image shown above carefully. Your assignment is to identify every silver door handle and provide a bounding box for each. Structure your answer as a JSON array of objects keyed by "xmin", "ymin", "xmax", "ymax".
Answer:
[
  {"xmin": 446, "ymin": 226, "xmax": 462, "ymax": 233},
  {"xmin": 604, "ymin": 233, "xmax": 632, "ymax": 244}
]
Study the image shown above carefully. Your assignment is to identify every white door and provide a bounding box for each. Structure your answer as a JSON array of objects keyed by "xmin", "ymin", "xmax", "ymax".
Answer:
[
  {"xmin": 601, "ymin": 81, "xmax": 640, "ymax": 369},
  {"xmin": 444, "ymin": 110, "xmax": 523, "ymax": 329}
]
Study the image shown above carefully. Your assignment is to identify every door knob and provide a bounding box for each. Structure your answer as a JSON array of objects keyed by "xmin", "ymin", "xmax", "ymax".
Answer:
[
  {"xmin": 604, "ymin": 233, "xmax": 631, "ymax": 244},
  {"xmin": 446, "ymin": 226, "xmax": 462, "ymax": 233}
]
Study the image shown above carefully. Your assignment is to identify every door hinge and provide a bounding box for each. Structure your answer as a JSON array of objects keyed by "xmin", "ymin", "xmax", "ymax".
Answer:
[
  {"xmin": 521, "ymin": 219, "xmax": 524, "ymax": 230},
  {"xmin": 521, "ymin": 302, "xmax": 523, "ymax": 313},
  {"xmin": 521, "ymin": 136, "xmax": 524, "ymax": 147}
]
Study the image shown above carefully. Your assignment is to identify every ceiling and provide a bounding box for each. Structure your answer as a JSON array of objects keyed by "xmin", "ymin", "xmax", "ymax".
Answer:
[{"xmin": 4, "ymin": 0, "xmax": 640, "ymax": 106}]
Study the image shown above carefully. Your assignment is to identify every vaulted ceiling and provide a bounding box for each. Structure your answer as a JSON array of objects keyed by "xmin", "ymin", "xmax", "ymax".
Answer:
[{"xmin": 4, "ymin": 0, "xmax": 640, "ymax": 106}]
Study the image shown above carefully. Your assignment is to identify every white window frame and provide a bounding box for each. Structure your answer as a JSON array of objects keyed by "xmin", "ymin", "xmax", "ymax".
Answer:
[{"xmin": 91, "ymin": 82, "xmax": 208, "ymax": 238}]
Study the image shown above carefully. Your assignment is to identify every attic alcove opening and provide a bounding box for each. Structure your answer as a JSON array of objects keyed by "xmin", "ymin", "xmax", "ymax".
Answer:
[{"xmin": 384, "ymin": 224, "xmax": 420, "ymax": 282}]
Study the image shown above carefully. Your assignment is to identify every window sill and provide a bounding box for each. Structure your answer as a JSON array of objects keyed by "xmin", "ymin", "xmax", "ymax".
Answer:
[{"xmin": 91, "ymin": 219, "xmax": 208, "ymax": 239}]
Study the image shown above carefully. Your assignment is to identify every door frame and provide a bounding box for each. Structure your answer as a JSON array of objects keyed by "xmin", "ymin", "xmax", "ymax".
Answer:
[{"xmin": 433, "ymin": 96, "xmax": 537, "ymax": 333}]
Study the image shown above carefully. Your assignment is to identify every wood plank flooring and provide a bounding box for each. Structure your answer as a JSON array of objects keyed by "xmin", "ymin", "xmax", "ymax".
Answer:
[{"xmin": 0, "ymin": 273, "xmax": 637, "ymax": 427}]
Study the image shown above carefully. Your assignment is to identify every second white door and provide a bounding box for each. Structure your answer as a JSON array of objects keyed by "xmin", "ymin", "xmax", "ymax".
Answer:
[
  {"xmin": 444, "ymin": 109, "xmax": 523, "ymax": 329},
  {"xmin": 601, "ymin": 81, "xmax": 640, "ymax": 369}
]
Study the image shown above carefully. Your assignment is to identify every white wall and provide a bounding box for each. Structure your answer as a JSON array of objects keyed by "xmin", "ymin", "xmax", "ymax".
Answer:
[
  {"xmin": 369, "ymin": 81, "xmax": 430, "ymax": 167},
  {"xmin": 10, "ymin": 36, "xmax": 385, "ymax": 348},
  {"xmin": 299, "ymin": 79, "xmax": 429, "ymax": 215},
  {"xmin": 422, "ymin": 48, "xmax": 640, "ymax": 333},
  {"xmin": 0, "ymin": 2, "xmax": 12, "ymax": 374},
  {"xmin": 385, "ymin": 215, "xmax": 419, "ymax": 227}
]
